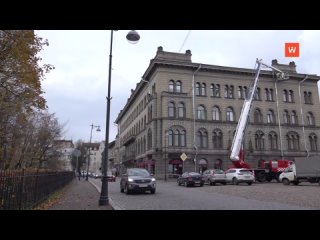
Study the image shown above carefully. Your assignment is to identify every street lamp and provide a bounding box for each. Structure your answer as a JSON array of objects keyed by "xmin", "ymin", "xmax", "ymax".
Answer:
[
  {"xmin": 86, "ymin": 124, "xmax": 101, "ymax": 181},
  {"xmin": 99, "ymin": 30, "xmax": 140, "ymax": 206}
]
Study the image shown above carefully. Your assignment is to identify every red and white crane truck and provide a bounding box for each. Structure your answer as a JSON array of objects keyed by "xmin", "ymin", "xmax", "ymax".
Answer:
[{"xmin": 229, "ymin": 59, "xmax": 293, "ymax": 182}]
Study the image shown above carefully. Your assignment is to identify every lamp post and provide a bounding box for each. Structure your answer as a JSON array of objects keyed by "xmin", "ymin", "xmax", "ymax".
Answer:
[
  {"xmin": 86, "ymin": 124, "xmax": 101, "ymax": 181},
  {"xmin": 99, "ymin": 30, "xmax": 140, "ymax": 206}
]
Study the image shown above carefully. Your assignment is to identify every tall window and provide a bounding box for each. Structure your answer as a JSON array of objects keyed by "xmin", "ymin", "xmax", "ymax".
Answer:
[
  {"xmin": 243, "ymin": 87, "xmax": 248, "ymax": 99},
  {"xmin": 168, "ymin": 102, "xmax": 175, "ymax": 117},
  {"xmin": 180, "ymin": 130, "xmax": 186, "ymax": 147},
  {"xmin": 304, "ymin": 91, "xmax": 313, "ymax": 104},
  {"xmin": 213, "ymin": 129, "xmax": 223, "ymax": 149},
  {"xmin": 210, "ymin": 84, "xmax": 214, "ymax": 97},
  {"xmin": 254, "ymin": 109, "xmax": 263, "ymax": 123},
  {"xmin": 195, "ymin": 82, "xmax": 201, "ymax": 96},
  {"xmin": 309, "ymin": 133, "xmax": 317, "ymax": 151},
  {"xmin": 288, "ymin": 90, "xmax": 294, "ymax": 102},
  {"xmin": 147, "ymin": 129, "xmax": 152, "ymax": 150},
  {"xmin": 197, "ymin": 129, "xmax": 208, "ymax": 148},
  {"xmin": 169, "ymin": 80, "xmax": 174, "ymax": 92},
  {"xmin": 176, "ymin": 81, "xmax": 182, "ymax": 93},
  {"xmin": 168, "ymin": 128, "xmax": 186, "ymax": 147},
  {"xmin": 255, "ymin": 130, "xmax": 265, "ymax": 150},
  {"xmin": 229, "ymin": 85, "xmax": 234, "ymax": 98},
  {"xmin": 168, "ymin": 130, "xmax": 173, "ymax": 146},
  {"xmin": 197, "ymin": 105, "xmax": 206, "ymax": 120},
  {"xmin": 287, "ymin": 131, "xmax": 300, "ymax": 151},
  {"xmin": 178, "ymin": 102, "xmax": 185, "ymax": 118},
  {"xmin": 291, "ymin": 111, "xmax": 298, "ymax": 125},
  {"xmin": 283, "ymin": 110, "xmax": 290, "ymax": 124},
  {"xmin": 174, "ymin": 130, "xmax": 179, "ymax": 147},
  {"xmin": 201, "ymin": 83, "xmax": 206, "ymax": 96},
  {"xmin": 307, "ymin": 112, "xmax": 314, "ymax": 126},
  {"xmin": 265, "ymin": 88, "xmax": 274, "ymax": 101},
  {"xmin": 226, "ymin": 107, "xmax": 234, "ymax": 122},
  {"xmin": 283, "ymin": 90, "xmax": 288, "ymax": 102},
  {"xmin": 215, "ymin": 84, "xmax": 220, "ymax": 97},
  {"xmin": 254, "ymin": 87, "xmax": 261, "ymax": 100},
  {"xmin": 212, "ymin": 106, "xmax": 221, "ymax": 121},
  {"xmin": 267, "ymin": 110, "xmax": 275, "ymax": 124},
  {"xmin": 238, "ymin": 86, "xmax": 243, "ymax": 99},
  {"xmin": 268, "ymin": 131, "xmax": 278, "ymax": 150}
]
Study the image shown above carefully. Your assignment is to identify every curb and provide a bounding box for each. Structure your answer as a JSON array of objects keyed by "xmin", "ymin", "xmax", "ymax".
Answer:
[{"xmin": 89, "ymin": 179, "xmax": 124, "ymax": 210}]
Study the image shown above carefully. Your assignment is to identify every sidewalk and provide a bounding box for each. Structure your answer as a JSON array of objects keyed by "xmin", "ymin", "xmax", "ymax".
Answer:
[{"xmin": 49, "ymin": 178, "xmax": 113, "ymax": 210}]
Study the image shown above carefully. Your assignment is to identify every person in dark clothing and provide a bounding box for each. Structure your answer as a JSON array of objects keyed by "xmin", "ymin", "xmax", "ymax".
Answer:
[{"xmin": 78, "ymin": 171, "xmax": 81, "ymax": 181}]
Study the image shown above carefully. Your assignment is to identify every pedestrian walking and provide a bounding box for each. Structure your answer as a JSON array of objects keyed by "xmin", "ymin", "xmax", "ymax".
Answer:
[{"xmin": 78, "ymin": 170, "xmax": 81, "ymax": 181}]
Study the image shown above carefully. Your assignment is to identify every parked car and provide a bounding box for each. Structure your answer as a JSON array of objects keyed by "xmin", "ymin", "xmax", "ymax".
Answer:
[
  {"xmin": 202, "ymin": 169, "xmax": 227, "ymax": 185},
  {"xmin": 120, "ymin": 168, "xmax": 156, "ymax": 194},
  {"xmin": 225, "ymin": 168, "xmax": 254, "ymax": 185},
  {"xmin": 107, "ymin": 171, "xmax": 116, "ymax": 182},
  {"xmin": 177, "ymin": 172, "xmax": 204, "ymax": 187}
]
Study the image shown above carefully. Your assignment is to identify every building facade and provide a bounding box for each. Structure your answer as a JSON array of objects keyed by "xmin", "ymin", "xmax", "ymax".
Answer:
[
  {"xmin": 55, "ymin": 140, "xmax": 74, "ymax": 171},
  {"xmin": 115, "ymin": 47, "xmax": 320, "ymax": 179}
]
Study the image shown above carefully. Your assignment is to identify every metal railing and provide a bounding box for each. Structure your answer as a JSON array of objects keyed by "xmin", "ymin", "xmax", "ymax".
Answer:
[{"xmin": 0, "ymin": 169, "xmax": 74, "ymax": 210}]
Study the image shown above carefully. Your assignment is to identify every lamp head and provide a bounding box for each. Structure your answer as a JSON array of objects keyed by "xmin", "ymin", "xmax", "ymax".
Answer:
[
  {"xmin": 126, "ymin": 30, "xmax": 140, "ymax": 44},
  {"xmin": 96, "ymin": 126, "xmax": 101, "ymax": 132}
]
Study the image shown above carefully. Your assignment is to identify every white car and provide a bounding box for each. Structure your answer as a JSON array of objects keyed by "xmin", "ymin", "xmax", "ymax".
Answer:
[{"xmin": 225, "ymin": 168, "xmax": 254, "ymax": 185}]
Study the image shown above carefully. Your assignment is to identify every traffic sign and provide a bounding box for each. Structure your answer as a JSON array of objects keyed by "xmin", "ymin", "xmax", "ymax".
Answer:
[{"xmin": 180, "ymin": 153, "xmax": 187, "ymax": 161}]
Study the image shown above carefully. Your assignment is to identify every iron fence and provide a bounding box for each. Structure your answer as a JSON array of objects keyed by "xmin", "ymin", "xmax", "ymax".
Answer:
[{"xmin": 0, "ymin": 169, "xmax": 74, "ymax": 210}]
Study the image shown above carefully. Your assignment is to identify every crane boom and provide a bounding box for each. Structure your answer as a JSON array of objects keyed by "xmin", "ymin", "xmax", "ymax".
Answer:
[{"xmin": 230, "ymin": 59, "xmax": 287, "ymax": 166}]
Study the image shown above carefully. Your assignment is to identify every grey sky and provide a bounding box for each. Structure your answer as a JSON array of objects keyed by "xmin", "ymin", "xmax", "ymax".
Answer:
[{"xmin": 38, "ymin": 30, "xmax": 320, "ymax": 143}]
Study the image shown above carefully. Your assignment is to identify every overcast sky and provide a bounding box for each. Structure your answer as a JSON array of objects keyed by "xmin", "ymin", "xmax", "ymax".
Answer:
[{"xmin": 38, "ymin": 30, "xmax": 320, "ymax": 143}]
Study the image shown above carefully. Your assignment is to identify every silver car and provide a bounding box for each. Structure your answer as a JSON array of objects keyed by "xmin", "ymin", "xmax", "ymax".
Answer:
[
  {"xmin": 120, "ymin": 168, "xmax": 156, "ymax": 194},
  {"xmin": 202, "ymin": 169, "xmax": 227, "ymax": 185}
]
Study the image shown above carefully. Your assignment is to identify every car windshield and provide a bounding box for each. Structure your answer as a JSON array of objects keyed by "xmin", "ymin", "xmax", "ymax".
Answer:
[
  {"xmin": 127, "ymin": 168, "xmax": 150, "ymax": 177},
  {"xmin": 239, "ymin": 170, "xmax": 251, "ymax": 174},
  {"xmin": 214, "ymin": 169, "xmax": 224, "ymax": 174}
]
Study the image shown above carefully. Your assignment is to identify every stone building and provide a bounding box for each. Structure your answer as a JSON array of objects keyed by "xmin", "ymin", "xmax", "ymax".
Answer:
[
  {"xmin": 55, "ymin": 140, "xmax": 74, "ymax": 171},
  {"xmin": 115, "ymin": 47, "xmax": 320, "ymax": 179}
]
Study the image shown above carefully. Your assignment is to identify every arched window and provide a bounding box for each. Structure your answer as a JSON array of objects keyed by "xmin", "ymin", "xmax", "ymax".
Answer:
[
  {"xmin": 229, "ymin": 85, "xmax": 234, "ymax": 98},
  {"xmin": 309, "ymin": 133, "xmax": 318, "ymax": 151},
  {"xmin": 197, "ymin": 105, "xmax": 206, "ymax": 120},
  {"xmin": 288, "ymin": 90, "xmax": 294, "ymax": 102},
  {"xmin": 168, "ymin": 130, "xmax": 174, "ymax": 146},
  {"xmin": 176, "ymin": 81, "xmax": 182, "ymax": 93},
  {"xmin": 238, "ymin": 86, "xmax": 243, "ymax": 99},
  {"xmin": 195, "ymin": 82, "xmax": 201, "ymax": 96},
  {"xmin": 267, "ymin": 110, "xmax": 275, "ymax": 124},
  {"xmin": 283, "ymin": 110, "xmax": 290, "ymax": 124},
  {"xmin": 169, "ymin": 80, "xmax": 174, "ymax": 92},
  {"xmin": 213, "ymin": 129, "xmax": 223, "ymax": 149},
  {"xmin": 224, "ymin": 85, "xmax": 228, "ymax": 98},
  {"xmin": 304, "ymin": 91, "xmax": 308, "ymax": 104},
  {"xmin": 286, "ymin": 131, "xmax": 300, "ymax": 151},
  {"xmin": 307, "ymin": 112, "xmax": 314, "ymax": 126},
  {"xmin": 254, "ymin": 87, "xmax": 261, "ymax": 100},
  {"xmin": 147, "ymin": 129, "xmax": 152, "ymax": 150},
  {"xmin": 212, "ymin": 106, "xmax": 221, "ymax": 121},
  {"xmin": 215, "ymin": 84, "xmax": 220, "ymax": 97},
  {"xmin": 291, "ymin": 111, "xmax": 298, "ymax": 125},
  {"xmin": 226, "ymin": 107, "xmax": 234, "ymax": 122},
  {"xmin": 254, "ymin": 109, "xmax": 263, "ymax": 123},
  {"xmin": 255, "ymin": 130, "xmax": 265, "ymax": 150},
  {"xmin": 180, "ymin": 130, "xmax": 186, "ymax": 147},
  {"xmin": 210, "ymin": 84, "xmax": 214, "ymax": 97},
  {"xmin": 197, "ymin": 129, "xmax": 208, "ymax": 148},
  {"xmin": 174, "ymin": 130, "xmax": 179, "ymax": 147},
  {"xmin": 201, "ymin": 83, "xmax": 206, "ymax": 96},
  {"xmin": 168, "ymin": 102, "xmax": 175, "ymax": 117},
  {"xmin": 268, "ymin": 131, "xmax": 278, "ymax": 150},
  {"xmin": 265, "ymin": 88, "xmax": 269, "ymax": 101},
  {"xmin": 178, "ymin": 102, "xmax": 185, "ymax": 118},
  {"xmin": 283, "ymin": 90, "xmax": 288, "ymax": 102},
  {"xmin": 308, "ymin": 92, "xmax": 313, "ymax": 104},
  {"xmin": 243, "ymin": 86, "xmax": 248, "ymax": 99}
]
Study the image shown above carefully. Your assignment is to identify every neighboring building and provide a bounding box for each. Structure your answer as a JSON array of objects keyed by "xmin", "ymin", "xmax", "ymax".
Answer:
[
  {"xmin": 55, "ymin": 140, "xmax": 74, "ymax": 171},
  {"xmin": 115, "ymin": 47, "xmax": 320, "ymax": 179},
  {"xmin": 83, "ymin": 142, "xmax": 100, "ymax": 174}
]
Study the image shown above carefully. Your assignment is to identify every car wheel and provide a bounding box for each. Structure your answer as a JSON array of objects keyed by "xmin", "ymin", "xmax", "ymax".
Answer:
[
  {"xmin": 120, "ymin": 184, "xmax": 124, "ymax": 193},
  {"xmin": 178, "ymin": 180, "xmax": 181, "ymax": 186},
  {"xmin": 247, "ymin": 181, "xmax": 253, "ymax": 185},
  {"xmin": 232, "ymin": 177, "xmax": 239, "ymax": 185},
  {"xmin": 210, "ymin": 181, "xmax": 216, "ymax": 186},
  {"xmin": 282, "ymin": 178, "xmax": 290, "ymax": 185},
  {"xmin": 222, "ymin": 182, "xmax": 227, "ymax": 185},
  {"xmin": 200, "ymin": 183, "xmax": 204, "ymax": 187},
  {"xmin": 150, "ymin": 188, "xmax": 156, "ymax": 194}
]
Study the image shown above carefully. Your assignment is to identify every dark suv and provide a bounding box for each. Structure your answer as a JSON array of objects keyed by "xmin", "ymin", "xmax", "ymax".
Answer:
[{"xmin": 120, "ymin": 168, "xmax": 156, "ymax": 194}]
